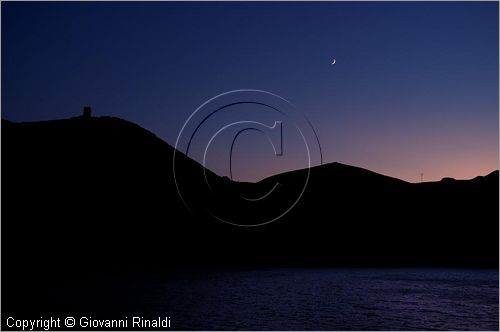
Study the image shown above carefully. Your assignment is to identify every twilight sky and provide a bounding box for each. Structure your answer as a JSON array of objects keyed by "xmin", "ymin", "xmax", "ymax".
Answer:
[{"xmin": 2, "ymin": 2, "xmax": 498, "ymax": 183}]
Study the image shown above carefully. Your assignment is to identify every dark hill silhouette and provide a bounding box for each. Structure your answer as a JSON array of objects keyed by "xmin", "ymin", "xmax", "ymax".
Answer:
[{"xmin": 2, "ymin": 115, "xmax": 498, "ymax": 319}]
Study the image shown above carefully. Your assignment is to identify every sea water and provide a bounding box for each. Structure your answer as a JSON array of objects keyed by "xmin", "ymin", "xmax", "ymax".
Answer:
[{"xmin": 123, "ymin": 268, "xmax": 498, "ymax": 330}]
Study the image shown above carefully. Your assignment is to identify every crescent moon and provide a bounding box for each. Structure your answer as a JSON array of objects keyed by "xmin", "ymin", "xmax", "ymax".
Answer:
[{"xmin": 331, "ymin": 59, "xmax": 336, "ymax": 65}]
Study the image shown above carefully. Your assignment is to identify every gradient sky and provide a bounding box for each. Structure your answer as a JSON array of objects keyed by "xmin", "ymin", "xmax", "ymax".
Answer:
[{"xmin": 2, "ymin": 2, "xmax": 498, "ymax": 183}]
